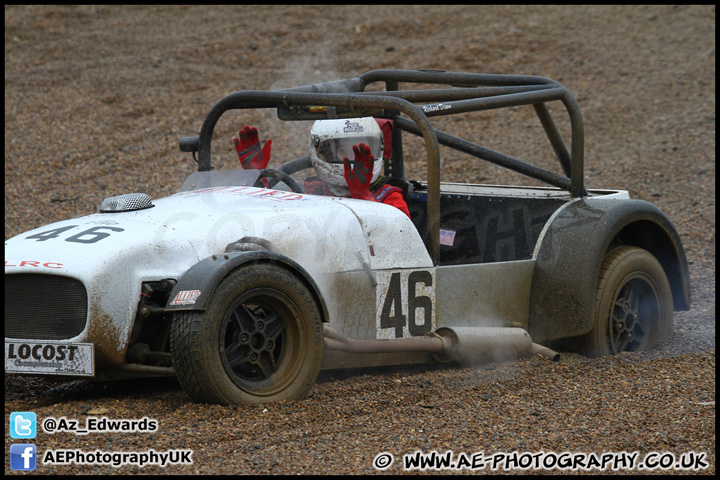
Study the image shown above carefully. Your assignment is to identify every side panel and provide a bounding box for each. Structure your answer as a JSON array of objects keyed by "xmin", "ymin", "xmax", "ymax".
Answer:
[
  {"xmin": 529, "ymin": 198, "xmax": 690, "ymax": 342},
  {"xmin": 409, "ymin": 190, "xmax": 566, "ymax": 265},
  {"xmin": 316, "ymin": 270, "xmax": 376, "ymax": 341},
  {"xmin": 321, "ymin": 260, "xmax": 535, "ymax": 369},
  {"xmin": 435, "ymin": 260, "xmax": 534, "ymax": 330}
]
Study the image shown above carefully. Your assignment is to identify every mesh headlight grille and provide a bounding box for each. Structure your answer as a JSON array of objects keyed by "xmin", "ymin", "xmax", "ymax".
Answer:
[
  {"xmin": 5, "ymin": 274, "xmax": 88, "ymax": 340},
  {"xmin": 100, "ymin": 193, "xmax": 154, "ymax": 213}
]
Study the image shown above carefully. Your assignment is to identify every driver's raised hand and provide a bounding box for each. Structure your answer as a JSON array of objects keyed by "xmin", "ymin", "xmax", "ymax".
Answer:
[
  {"xmin": 343, "ymin": 143, "xmax": 375, "ymax": 201},
  {"xmin": 233, "ymin": 126, "xmax": 272, "ymax": 169}
]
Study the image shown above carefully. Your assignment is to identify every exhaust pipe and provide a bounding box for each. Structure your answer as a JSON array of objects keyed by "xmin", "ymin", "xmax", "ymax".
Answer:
[
  {"xmin": 432, "ymin": 326, "xmax": 532, "ymax": 363},
  {"xmin": 323, "ymin": 324, "xmax": 451, "ymax": 354},
  {"xmin": 531, "ymin": 342, "xmax": 561, "ymax": 361},
  {"xmin": 323, "ymin": 325, "xmax": 559, "ymax": 363}
]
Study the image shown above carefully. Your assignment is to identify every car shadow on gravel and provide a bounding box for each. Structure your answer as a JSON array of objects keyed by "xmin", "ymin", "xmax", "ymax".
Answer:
[
  {"xmin": 5, "ymin": 375, "xmax": 183, "ymax": 406},
  {"xmin": 6, "ymin": 341, "xmax": 702, "ymax": 408},
  {"xmin": 6, "ymin": 363, "xmax": 458, "ymax": 406},
  {"xmin": 316, "ymin": 359, "xmax": 468, "ymax": 385}
]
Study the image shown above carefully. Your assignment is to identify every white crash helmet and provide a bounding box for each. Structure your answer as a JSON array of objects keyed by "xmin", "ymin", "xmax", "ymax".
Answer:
[{"xmin": 309, "ymin": 117, "xmax": 384, "ymax": 187}]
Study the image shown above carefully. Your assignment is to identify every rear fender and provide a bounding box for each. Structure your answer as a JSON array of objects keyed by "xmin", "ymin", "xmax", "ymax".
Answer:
[
  {"xmin": 165, "ymin": 251, "xmax": 329, "ymax": 323},
  {"xmin": 529, "ymin": 198, "xmax": 690, "ymax": 342}
]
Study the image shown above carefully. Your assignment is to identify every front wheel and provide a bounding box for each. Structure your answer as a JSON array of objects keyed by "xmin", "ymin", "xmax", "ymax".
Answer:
[
  {"xmin": 170, "ymin": 263, "xmax": 323, "ymax": 405},
  {"xmin": 579, "ymin": 246, "xmax": 673, "ymax": 358}
]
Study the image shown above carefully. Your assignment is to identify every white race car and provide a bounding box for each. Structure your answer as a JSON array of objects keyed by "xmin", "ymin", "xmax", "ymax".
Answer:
[{"xmin": 5, "ymin": 70, "xmax": 690, "ymax": 405}]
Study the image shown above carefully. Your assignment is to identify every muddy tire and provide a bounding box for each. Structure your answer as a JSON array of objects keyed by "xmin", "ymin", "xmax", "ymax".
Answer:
[
  {"xmin": 579, "ymin": 246, "xmax": 673, "ymax": 358},
  {"xmin": 170, "ymin": 263, "xmax": 323, "ymax": 405}
]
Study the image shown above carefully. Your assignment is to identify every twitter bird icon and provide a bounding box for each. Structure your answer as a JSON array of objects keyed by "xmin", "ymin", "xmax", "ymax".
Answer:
[{"xmin": 10, "ymin": 412, "xmax": 37, "ymax": 439}]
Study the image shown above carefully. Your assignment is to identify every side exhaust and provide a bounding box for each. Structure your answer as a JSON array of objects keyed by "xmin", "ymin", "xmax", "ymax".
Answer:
[
  {"xmin": 531, "ymin": 343, "xmax": 561, "ymax": 362},
  {"xmin": 323, "ymin": 325, "xmax": 559, "ymax": 363}
]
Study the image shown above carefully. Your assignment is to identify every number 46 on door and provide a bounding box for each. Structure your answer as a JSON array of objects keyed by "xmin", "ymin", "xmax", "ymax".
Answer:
[{"xmin": 375, "ymin": 269, "xmax": 436, "ymax": 339}]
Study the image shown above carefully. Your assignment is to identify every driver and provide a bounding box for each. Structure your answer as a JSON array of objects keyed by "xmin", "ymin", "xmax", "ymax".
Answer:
[{"xmin": 232, "ymin": 117, "xmax": 410, "ymax": 218}]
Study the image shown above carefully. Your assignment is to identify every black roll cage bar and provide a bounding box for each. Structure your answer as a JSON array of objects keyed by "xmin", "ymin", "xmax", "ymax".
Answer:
[{"xmin": 184, "ymin": 69, "xmax": 586, "ymax": 265}]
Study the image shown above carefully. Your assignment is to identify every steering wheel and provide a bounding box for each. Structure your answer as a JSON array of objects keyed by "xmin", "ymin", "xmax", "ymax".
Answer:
[
  {"xmin": 253, "ymin": 168, "xmax": 304, "ymax": 193},
  {"xmin": 277, "ymin": 156, "xmax": 313, "ymax": 176}
]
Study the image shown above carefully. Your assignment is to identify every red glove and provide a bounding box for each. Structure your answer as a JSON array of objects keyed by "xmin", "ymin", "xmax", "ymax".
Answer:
[
  {"xmin": 233, "ymin": 126, "xmax": 272, "ymax": 169},
  {"xmin": 343, "ymin": 143, "xmax": 375, "ymax": 201}
]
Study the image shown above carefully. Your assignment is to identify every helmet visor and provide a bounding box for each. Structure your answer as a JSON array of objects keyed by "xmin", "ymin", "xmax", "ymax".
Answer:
[{"xmin": 314, "ymin": 136, "xmax": 382, "ymax": 165}]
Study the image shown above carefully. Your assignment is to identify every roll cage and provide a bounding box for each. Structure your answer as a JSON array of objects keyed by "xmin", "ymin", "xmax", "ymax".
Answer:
[{"xmin": 180, "ymin": 69, "xmax": 587, "ymax": 266}]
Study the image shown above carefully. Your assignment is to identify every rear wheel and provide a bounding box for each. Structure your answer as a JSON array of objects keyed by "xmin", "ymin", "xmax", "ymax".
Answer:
[
  {"xmin": 579, "ymin": 246, "xmax": 673, "ymax": 358},
  {"xmin": 170, "ymin": 263, "xmax": 323, "ymax": 405}
]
